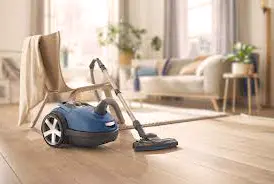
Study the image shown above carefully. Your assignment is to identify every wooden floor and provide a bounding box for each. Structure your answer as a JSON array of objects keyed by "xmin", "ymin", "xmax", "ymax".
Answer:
[{"xmin": 0, "ymin": 104, "xmax": 274, "ymax": 184}]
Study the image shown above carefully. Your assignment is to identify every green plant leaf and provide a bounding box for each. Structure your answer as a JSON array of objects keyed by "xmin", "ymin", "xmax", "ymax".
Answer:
[
  {"xmin": 244, "ymin": 59, "xmax": 251, "ymax": 63},
  {"xmin": 229, "ymin": 42, "xmax": 256, "ymax": 63},
  {"xmin": 226, "ymin": 54, "xmax": 236, "ymax": 62},
  {"xmin": 97, "ymin": 22, "xmax": 161, "ymax": 53},
  {"xmin": 234, "ymin": 42, "xmax": 242, "ymax": 50}
]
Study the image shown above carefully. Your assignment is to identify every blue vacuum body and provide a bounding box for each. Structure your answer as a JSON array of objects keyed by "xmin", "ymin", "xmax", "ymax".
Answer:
[
  {"xmin": 41, "ymin": 58, "xmax": 178, "ymax": 151},
  {"xmin": 42, "ymin": 102, "xmax": 119, "ymax": 147}
]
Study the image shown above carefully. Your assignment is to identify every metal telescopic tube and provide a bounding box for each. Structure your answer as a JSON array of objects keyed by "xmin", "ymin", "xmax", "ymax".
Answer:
[
  {"xmin": 102, "ymin": 70, "xmax": 136, "ymax": 121},
  {"xmin": 102, "ymin": 70, "xmax": 147, "ymax": 138},
  {"xmin": 91, "ymin": 58, "xmax": 147, "ymax": 138}
]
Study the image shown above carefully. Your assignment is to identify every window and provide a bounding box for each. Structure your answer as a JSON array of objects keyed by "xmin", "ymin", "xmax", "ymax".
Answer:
[
  {"xmin": 187, "ymin": 0, "xmax": 213, "ymax": 54},
  {"xmin": 47, "ymin": 0, "xmax": 110, "ymax": 68}
]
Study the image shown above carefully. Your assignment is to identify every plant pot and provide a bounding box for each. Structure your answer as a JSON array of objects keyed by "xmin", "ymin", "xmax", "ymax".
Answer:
[
  {"xmin": 232, "ymin": 63, "xmax": 253, "ymax": 75},
  {"xmin": 119, "ymin": 51, "xmax": 134, "ymax": 66}
]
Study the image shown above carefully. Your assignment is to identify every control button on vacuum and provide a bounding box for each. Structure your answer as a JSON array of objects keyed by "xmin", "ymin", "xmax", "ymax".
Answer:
[{"xmin": 105, "ymin": 121, "xmax": 115, "ymax": 127}]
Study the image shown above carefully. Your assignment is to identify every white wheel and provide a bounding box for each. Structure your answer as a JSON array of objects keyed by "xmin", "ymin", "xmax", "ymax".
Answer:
[{"xmin": 41, "ymin": 112, "xmax": 66, "ymax": 147}]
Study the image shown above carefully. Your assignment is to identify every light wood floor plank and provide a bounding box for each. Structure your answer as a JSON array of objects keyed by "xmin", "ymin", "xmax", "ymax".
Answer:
[
  {"xmin": 113, "ymin": 129, "xmax": 274, "ymax": 184},
  {"xmin": 0, "ymin": 105, "xmax": 274, "ymax": 184},
  {"xmin": 0, "ymin": 153, "xmax": 21, "ymax": 184}
]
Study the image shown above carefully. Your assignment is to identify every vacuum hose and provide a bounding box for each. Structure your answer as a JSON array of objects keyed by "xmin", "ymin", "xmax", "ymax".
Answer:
[
  {"xmin": 90, "ymin": 58, "xmax": 148, "ymax": 139},
  {"xmin": 89, "ymin": 58, "xmax": 178, "ymax": 151},
  {"xmin": 94, "ymin": 98, "xmax": 125, "ymax": 124}
]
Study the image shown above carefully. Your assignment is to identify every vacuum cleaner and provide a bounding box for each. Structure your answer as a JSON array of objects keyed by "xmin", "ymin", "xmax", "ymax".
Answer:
[{"xmin": 41, "ymin": 58, "xmax": 178, "ymax": 151}]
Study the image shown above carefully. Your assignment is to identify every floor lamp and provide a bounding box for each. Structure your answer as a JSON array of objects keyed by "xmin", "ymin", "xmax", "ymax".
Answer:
[{"xmin": 261, "ymin": 0, "xmax": 272, "ymax": 107}]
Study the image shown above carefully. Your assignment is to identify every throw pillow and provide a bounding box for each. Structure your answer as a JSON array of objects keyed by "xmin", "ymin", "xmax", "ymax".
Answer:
[
  {"xmin": 179, "ymin": 55, "xmax": 209, "ymax": 75},
  {"xmin": 194, "ymin": 55, "xmax": 210, "ymax": 62},
  {"xmin": 136, "ymin": 67, "xmax": 158, "ymax": 76},
  {"xmin": 155, "ymin": 60, "xmax": 165, "ymax": 75},
  {"xmin": 195, "ymin": 55, "xmax": 224, "ymax": 76},
  {"xmin": 133, "ymin": 71, "xmax": 140, "ymax": 92},
  {"xmin": 179, "ymin": 60, "xmax": 203, "ymax": 75},
  {"xmin": 161, "ymin": 58, "xmax": 171, "ymax": 75},
  {"xmin": 167, "ymin": 58, "xmax": 193, "ymax": 75},
  {"xmin": 134, "ymin": 66, "xmax": 157, "ymax": 91}
]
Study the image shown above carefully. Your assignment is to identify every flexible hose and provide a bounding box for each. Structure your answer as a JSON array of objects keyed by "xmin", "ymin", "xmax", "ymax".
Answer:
[
  {"xmin": 89, "ymin": 58, "xmax": 150, "ymax": 139},
  {"xmin": 94, "ymin": 98, "xmax": 125, "ymax": 124}
]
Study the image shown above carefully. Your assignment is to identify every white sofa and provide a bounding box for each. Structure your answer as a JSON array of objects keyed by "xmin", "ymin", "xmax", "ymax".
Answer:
[{"xmin": 133, "ymin": 56, "xmax": 231, "ymax": 111}]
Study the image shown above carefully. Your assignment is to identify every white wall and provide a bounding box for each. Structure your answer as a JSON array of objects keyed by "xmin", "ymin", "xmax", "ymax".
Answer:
[
  {"xmin": 0, "ymin": 0, "xmax": 31, "ymax": 60},
  {"xmin": 236, "ymin": 0, "xmax": 274, "ymax": 106},
  {"xmin": 126, "ymin": 0, "xmax": 164, "ymax": 59}
]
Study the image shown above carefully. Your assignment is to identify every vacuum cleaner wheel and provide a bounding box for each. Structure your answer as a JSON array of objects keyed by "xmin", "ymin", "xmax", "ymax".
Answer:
[{"xmin": 41, "ymin": 111, "xmax": 68, "ymax": 147}]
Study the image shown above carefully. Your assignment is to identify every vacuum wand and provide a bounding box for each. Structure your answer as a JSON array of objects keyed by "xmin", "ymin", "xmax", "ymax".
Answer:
[
  {"xmin": 90, "ymin": 58, "xmax": 147, "ymax": 138},
  {"xmin": 90, "ymin": 58, "xmax": 178, "ymax": 151}
]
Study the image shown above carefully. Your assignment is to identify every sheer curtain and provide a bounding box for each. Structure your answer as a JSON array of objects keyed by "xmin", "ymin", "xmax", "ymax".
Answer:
[
  {"xmin": 43, "ymin": 0, "xmax": 119, "ymax": 73},
  {"xmin": 163, "ymin": 0, "xmax": 179, "ymax": 58},
  {"xmin": 212, "ymin": 0, "xmax": 236, "ymax": 54},
  {"xmin": 163, "ymin": 0, "xmax": 236, "ymax": 58},
  {"xmin": 30, "ymin": 0, "xmax": 45, "ymax": 35},
  {"xmin": 163, "ymin": 0, "xmax": 188, "ymax": 58}
]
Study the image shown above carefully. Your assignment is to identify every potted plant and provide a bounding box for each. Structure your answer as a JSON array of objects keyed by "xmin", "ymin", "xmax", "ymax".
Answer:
[
  {"xmin": 97, "ymin": 21, "xmax": 161, "ymax": 65},
  {"xmin": 227, "ymin": 42, "xmax": 257, "ymax": 74}
]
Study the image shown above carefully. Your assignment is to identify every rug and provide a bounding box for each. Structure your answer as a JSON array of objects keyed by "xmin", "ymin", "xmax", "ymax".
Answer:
[
  {"xmin": 36, "ymin": 102, "xmax": 227, "ymax": 130},
  {"xmin": 118, "ymin": 102, "xmax": 226, "ymax": 129}
]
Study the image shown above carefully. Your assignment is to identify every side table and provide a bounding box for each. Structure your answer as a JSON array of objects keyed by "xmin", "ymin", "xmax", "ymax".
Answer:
[{"xmin": 222, "ymin": 73, "xmax": 260, "ymax": 114}]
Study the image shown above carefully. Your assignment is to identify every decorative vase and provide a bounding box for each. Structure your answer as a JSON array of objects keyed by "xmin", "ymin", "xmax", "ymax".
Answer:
[
  {"xmin": 119, "ymin": 51, "xmax": 134, "ymax": 66},
  {"xmin": 232, "ymin": 63, "xmax": 253, "ymax": 75}
]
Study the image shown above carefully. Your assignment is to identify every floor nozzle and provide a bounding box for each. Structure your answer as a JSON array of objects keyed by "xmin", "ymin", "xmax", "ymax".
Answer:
[{"xmin": 133, "ymin": 136, "xmax": 178, "ymax": 152}]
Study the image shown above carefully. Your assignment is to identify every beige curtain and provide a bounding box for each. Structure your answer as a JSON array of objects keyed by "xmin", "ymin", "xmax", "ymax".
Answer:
[
  {"xmin": 163, "ymin": 0, "xmax": 179, "ymax": 58},
  {"xmin": 30, "ymin": 0, "xmax": 45, "ymax": 35},
  {"xmin": 212, "ymin": 0, "xmax": 237, "ymax": 54}
]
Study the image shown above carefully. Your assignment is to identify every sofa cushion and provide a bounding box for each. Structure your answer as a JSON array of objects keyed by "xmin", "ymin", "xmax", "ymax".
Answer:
[
  {"xmin": 179, "ymin": 60, "xmax": 203, "ymax": 75},
  {"xmin": 196, "ymin": 55, "xmax": 224, "ymax": 76},
  {"xmin": 179, "ymin": 55, "xmax": 210, "ymax": 75},
  {"xmin": 134, "ymin": 66, "xmax": 157, "ymax": 91},
  {"xmin": 166, "ymin": 58, "xmax": 193, "ymax": 76},
  {"xmin": 139, "ymin": 75, "xmax": 204, "ymax": 94}
]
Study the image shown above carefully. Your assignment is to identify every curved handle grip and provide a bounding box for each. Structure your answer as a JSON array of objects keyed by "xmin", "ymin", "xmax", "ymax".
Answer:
[{"xmin": 89, "ymin": 58, "xmax": 108, "ymax": 101}]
